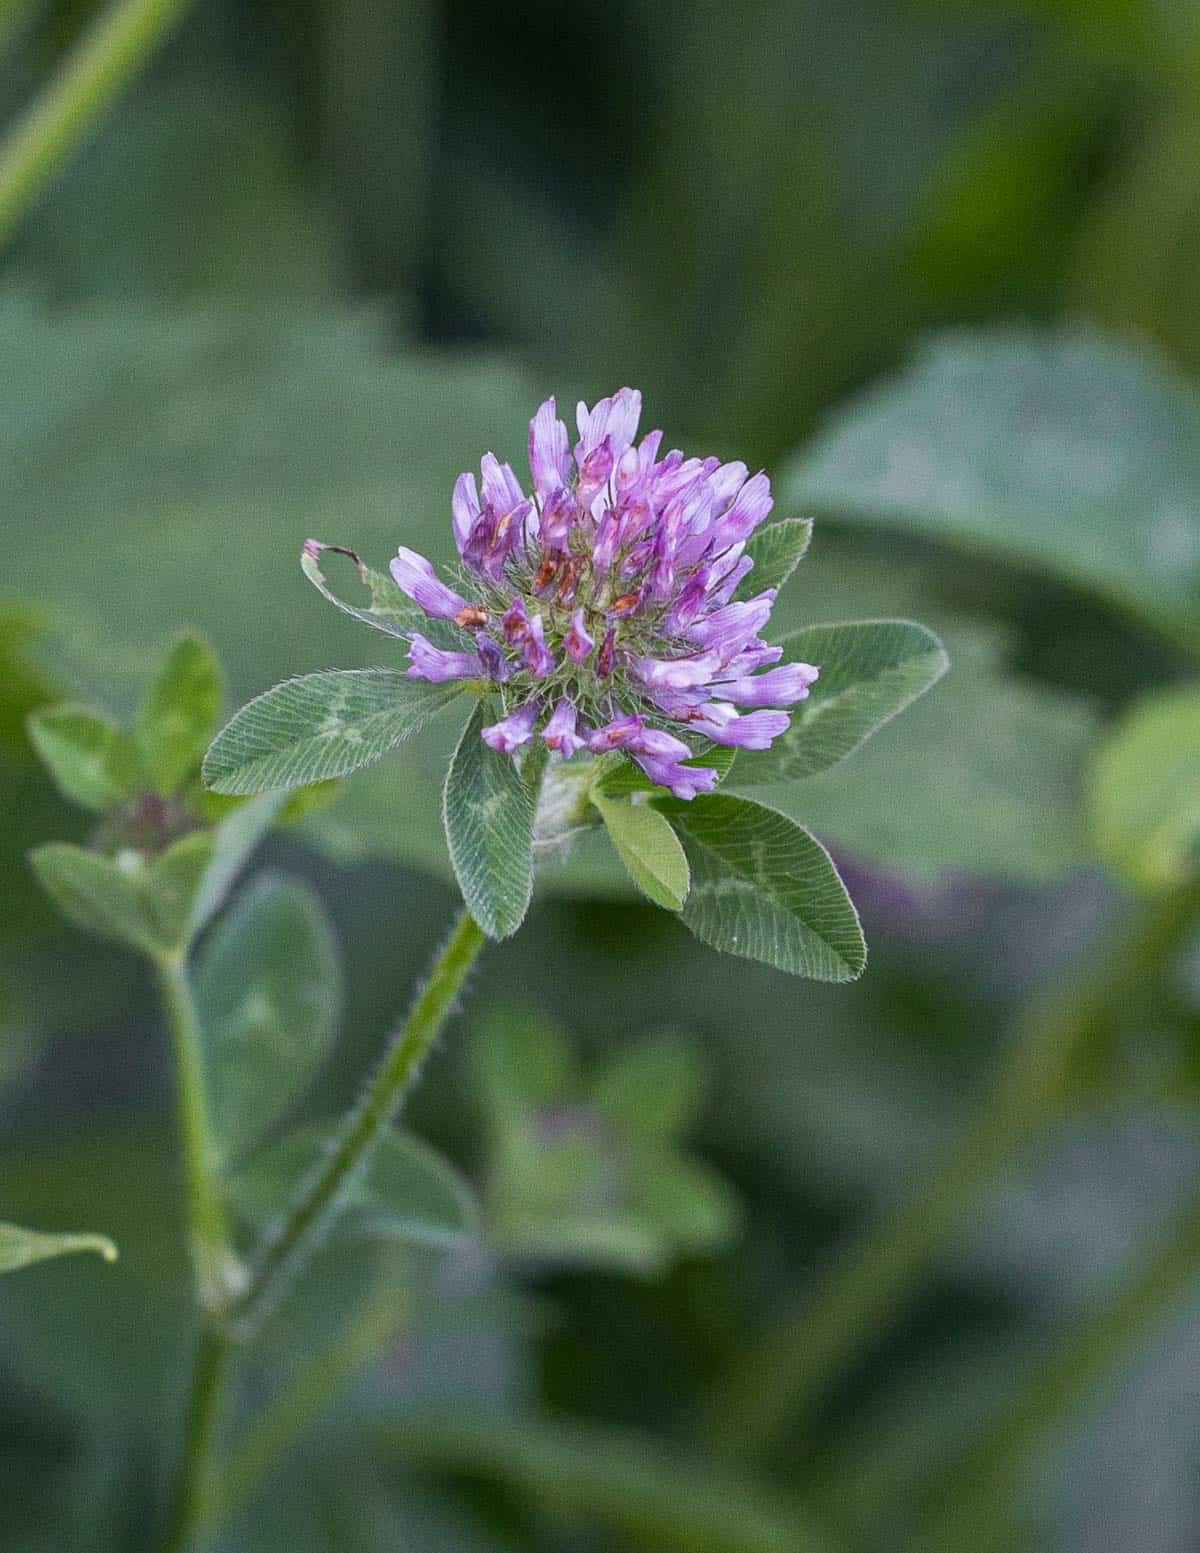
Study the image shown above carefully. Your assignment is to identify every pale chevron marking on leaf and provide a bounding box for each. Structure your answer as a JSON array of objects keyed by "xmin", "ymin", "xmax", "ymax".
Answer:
[
  {"xmin": 203, "ymin": 669, "xmax": 465, "ymax": 793},
  {"xmin": 663, "ymin": 793, "xmax": 865, "ymax": 980}
]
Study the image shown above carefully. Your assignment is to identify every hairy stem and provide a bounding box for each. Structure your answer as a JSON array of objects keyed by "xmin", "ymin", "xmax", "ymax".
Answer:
[
  {"xmin": 924, "ymin": 1190, "xmax": 1200, "ymax": 1552},
  {"xmin": 230, "ymin": 905, "xmax": 487, "ymax": 1335},
  {"xmin": 0, "ymin": 0, "xmax": 194, "ymax": 244},
  {"xmin": 707, "ymin": 880, "xmax": 1200, "ymax": 1464}
]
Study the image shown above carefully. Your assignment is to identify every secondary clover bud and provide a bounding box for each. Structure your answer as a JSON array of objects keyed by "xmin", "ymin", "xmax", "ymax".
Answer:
[{"xmin": 390, "ymin": 388, "xmax": 819, "ymax": 798}]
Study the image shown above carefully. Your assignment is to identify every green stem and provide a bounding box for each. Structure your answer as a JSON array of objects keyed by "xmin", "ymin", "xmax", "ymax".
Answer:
[
  {"xmin": 162, "ymin": 1325, "xmax": 232, "ymax": 1553},
  {"xmin": 707, "ymin": 880, "xmax": 1200, "ymax": 1465},
  {"xmin": 155, "ymin": 950, "xmax": 238, "ymax": 1553},
  {"xmin": 0, "ymin": 0, "xmax": 194, "ymax": 244},
  {"xmin": 155, "ymin": 952, "xmax": 237, "ymax": 1313},
  {"xmin": 923, "ymin": 1192, "xmax": 1200, "ymax": 1552},
  {"xmin": 230, "ymin": 906, "xmax": 487, "ymax": 1335}
]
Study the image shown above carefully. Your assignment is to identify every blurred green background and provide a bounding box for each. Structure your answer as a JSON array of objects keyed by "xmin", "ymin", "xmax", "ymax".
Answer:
[{"xmin": 2, "ymin": 1, "xmax": 1200, "ymax": 1550}]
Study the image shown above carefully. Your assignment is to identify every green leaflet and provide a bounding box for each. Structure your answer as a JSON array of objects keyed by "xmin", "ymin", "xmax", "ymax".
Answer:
[
  {"xmin": 783, "ymin": 328, "xmax": 1200, "ymax": 648},
  {"xmin": 737, "ymin": 619, "xmax": 948, "ymax": 783},
  {"xmin": 662, "ymin": 793, "xmax": 866, "ymax": 981},
  {"xmin": 0, "ymin": 1222, "xmax": 117, "ymax": 1274},
  {"xmin": 29, "ymin": 831, "xmax": 214, "ymax": 956},
  {"xmin": 443, "ymin": 703, "xmax": 536, "ymax": 939},
  {"xmin": 589, "ymin": 1033, "xmax": 710, "ymax": 1141},
  {"xmin": 203, "ymin": 669, "xmax": 465, "ymax": 794},
  {"xmin": 26, "ymin": 705, "xmax": 139, "ymax": 812},
  {"xmin": 735, "ymin": 518, "xmax": 813, "ymax": 598},
  {"xmin": 1088, "ymin": 685, "xmax": 1200, "ymax": 893},
  {"xmin": 591, "ymin": 792, "xmax": 691, "ymax": 911},
  {"xmin": 135, "ymin": 633, "xmax": 223, "ymax": 795},
  {"xmin": 195, "ymin": 876, "xmax": 343, "ymax": 1164}
]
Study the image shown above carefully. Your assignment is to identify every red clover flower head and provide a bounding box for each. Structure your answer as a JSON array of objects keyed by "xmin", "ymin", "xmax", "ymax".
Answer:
[{"xmin": 392, "ymin": 388, "xmax": 819, "ymax": 798}]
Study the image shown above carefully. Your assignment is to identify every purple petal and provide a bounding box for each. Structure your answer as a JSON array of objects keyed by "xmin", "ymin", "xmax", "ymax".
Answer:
[
  {"xmin": 479, "ymin": 453, "xmax": 526, "ymax": 516},
  {"xmin": 629, "ymin": 727, "xmax": 691, "ymax": 763},
  {"xmin": 629, "ymin": 651, "xmax": 722, "ymax": 692},
  {"xmin": 476, "ymin": 633, "xmax": 511, "ymax": 681},
  {"xmin": 543, "ymin": 698, "xmax": 587, "ymax": 757},
  {"xmin": 575, "ymin": 387, "xmax": 643, "ymax": 464},
  {"xmin": 521, "ymin": 613, "xmax": 556, "ymax": 677},
  {"xmin": 586, "ymin": 714, "xmax": 644, "ymax": 753},
  {"xmin": 528, "ymin": 397, "xmax": 571, "ymax": 498},
  {"xmin": 390, "ymin": 547, "xmax": 470, "ymax": 620},
  {"xmin": 452, "ymin": 473, "xmax": 481, "ymax": 556},
  {"xmin": 564, "ymin": 609, "xmax": 595, "ymax": 663},
  {"xmin": 686, "ymin": 591, "xmax": 777, "ymax": 658},
  {"xmin": 481, "ymin": 699, "xmax": 540, "ymax": 753},
  {"xmin": 689, "ymin": 703, "xmax": 790, "ymax": 749},
  {"xmin": 633, "ymin": 755, "xmax": 718, "ymax": 800},
  {"xmin": 407, "ymin": 632, "xmax": 483, "ymax": 683},
  {"xmin": 716, "ymin": 662, "xmax": 819, "ymax": 708}
]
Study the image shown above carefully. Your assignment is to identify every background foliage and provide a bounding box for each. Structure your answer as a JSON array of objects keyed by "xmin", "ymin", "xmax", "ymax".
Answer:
[{"xmin": 2, "ymin": 2, "xmax": 1200, "ymax": 1551}]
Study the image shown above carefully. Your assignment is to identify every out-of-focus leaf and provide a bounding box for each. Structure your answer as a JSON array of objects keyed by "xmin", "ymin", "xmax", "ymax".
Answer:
[
  {"xmin": 590, "ymin": 1034, "xmax": 710, "ymax": 1141},
  {"xmin": 1087, "ymin": 685, "xmax": 1200, "ymax": 892},
  {"xmin": 18, "ymin": 70, "xmax": 337, "ymax": 302},
  {"xmin": 387, "ymin": 1410, "xmax": 831, "ymax": 1553},
  {"xmin": 474, "ymin": 1013, "xmax": 739, "ymax": 1276},
  {"xmin": 1071, "ymin": 90, "xmax": 1200, "ymax": 384},
  {"xmin": 737, "ymin": 619, "xmax": 948, "ymax": 783},
  {"xmin": 783, "ymin": 329, "xmax": 1200, "ymax": 648},
  {"xmin": 231, "ymin": 1126, "xmax": 480, "ymax": 1254},
  {"xmin": 661, "ymin": 794, "xmax": 866, "ymax": 981},
  {"xmin": 195, "ymin": 876, "xmax": 342, "ymax": 1164},
  {"xmin": 0, "ymin": 601, "xmax": 59, "ymax": 751},
  {"xmin": 472, "ymin": 1008, "xmax": 577, "ymax": 1119},
  {"xmin": 591, "ymin": 792, "xmax": 690, "ymax": 911},
  {"xmin": 443, "ymin": 703, "xmax": 536, "ymax": 939},
  {"xmin": 29, "ymin": 831, "xmax": 212, "ymax": 955},
  {"xmin": 746, "ymin": 623, "xmax": 1098, "ymax": 882},
  {"xmin": 0, "ymin": 1126, "xmax": 192, "ymax": 1416},
  {"xmin": 135, "ymin": 633, "xmax": 222, "ymax": 795},
  {"xmin": 737, "ymin": 518, "xmax": 814, "ymax": 598},
  {"xmin": 203, "ymin": 670, "xmax": 465, "ymax": 794},
  {"xmin": 26, "ymin": 705, "xmax": 139, "ymax": 811},
  {"xmin": 0, "ymin": 1221, "xmax": 116, "ymax": 1273},
  {"xmin": 186, "ymin": 791, "xmax": 287, "ymax": 940},
  {"xmin": 627, "ymin": 1152, "xmax": 742, "ymax": 1255}
]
